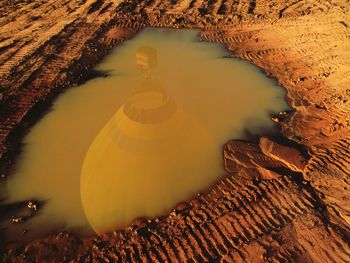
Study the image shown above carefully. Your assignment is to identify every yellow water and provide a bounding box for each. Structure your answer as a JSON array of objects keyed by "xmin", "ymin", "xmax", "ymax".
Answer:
[{"xmin": 2, "ymin": 28, "xmax": 288, "ymax": 241}]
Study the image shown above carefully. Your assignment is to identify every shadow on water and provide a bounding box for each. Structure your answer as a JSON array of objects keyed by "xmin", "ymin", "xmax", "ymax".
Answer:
[{"xmin": 84, "ymin": 69, "xmax": 111, "ymax": 82}]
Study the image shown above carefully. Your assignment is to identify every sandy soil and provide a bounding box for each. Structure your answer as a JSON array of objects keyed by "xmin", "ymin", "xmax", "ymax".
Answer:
[{"xmin": 0, "ymin": 0, "xmax": 350, "ymax": 261}]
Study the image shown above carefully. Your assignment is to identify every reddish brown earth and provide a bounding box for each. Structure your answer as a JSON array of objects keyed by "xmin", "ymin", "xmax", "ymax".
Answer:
[{"xmin": 1, "ymin": 0, "xmax": 350, "ymax": 262}]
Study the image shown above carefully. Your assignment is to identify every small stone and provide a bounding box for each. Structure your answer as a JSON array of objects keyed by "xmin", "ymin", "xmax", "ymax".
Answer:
[
  {"xmin": 170, "ymin": 211, "xmax": 177, "ymax": 217},
  {"xmin": 11, "ymin": 216, "xmax": 24, "ymax": 224},
  {"xmin": 278, "ymin": 111, "xmax": 288, "ymax": 117},
  {"xmin": 27, "ymin": 201, "xmax": 37, "ymax": 211}
]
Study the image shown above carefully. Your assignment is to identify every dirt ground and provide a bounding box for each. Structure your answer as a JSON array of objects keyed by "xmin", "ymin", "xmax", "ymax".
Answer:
[{"xmin": 0, "ymin": 0, "xmax": 350, "ymax": 262}]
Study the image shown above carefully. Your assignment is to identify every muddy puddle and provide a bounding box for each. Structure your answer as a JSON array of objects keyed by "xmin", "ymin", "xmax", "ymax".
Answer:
[{"xmin": 1, "ymin": 28, "xmax": 288, "ymax": 243}]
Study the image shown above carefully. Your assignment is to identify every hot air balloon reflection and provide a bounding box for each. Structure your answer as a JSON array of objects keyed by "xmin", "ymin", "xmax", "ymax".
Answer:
[{"xmin": 80, "ymin": 47, "xmax": 221, "ymax": 234}]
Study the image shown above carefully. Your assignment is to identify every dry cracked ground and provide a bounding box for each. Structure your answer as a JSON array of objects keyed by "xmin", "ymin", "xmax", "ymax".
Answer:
[{"xmin": 0, "ymin": 0, "xmax": 350, "ymax": 262}]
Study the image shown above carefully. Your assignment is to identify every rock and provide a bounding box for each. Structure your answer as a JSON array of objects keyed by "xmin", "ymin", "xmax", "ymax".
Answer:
[
  {"xmin": 11, "ymin": 215, "xmax": 24, "ymax": 224},
  {"xmin": 27, "ymin": 201, "xmax": 38, "ymax": 211},
  {"xmin": 259, "ymin": 137, "xmax": 307, "ymax": 172}
]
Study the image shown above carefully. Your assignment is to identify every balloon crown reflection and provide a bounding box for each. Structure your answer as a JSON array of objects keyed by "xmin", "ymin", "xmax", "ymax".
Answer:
[
  {"xmin": 81, "ymin": 45, "xmax": 218, "ymax": 234},
  {"xmin": 123, "ymin": 46, "xmax": 177, "ymax": 125},
  {"xmin": 136, "ymin": 46, "xmax": 158, "ymax": 76}
]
